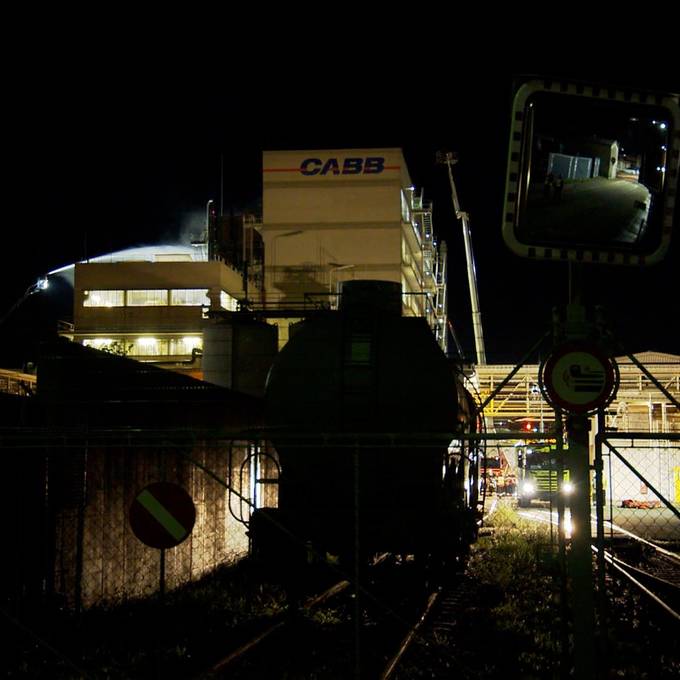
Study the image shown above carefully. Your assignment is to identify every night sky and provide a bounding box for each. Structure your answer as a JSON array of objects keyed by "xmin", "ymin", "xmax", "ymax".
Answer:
[{"xmin": 4, "ymin": 63, "xmax": 679, "ymax": 367}]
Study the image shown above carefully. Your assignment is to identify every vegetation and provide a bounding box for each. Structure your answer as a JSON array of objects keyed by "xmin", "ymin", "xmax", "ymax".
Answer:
[
  {"xmin": 399, "ymin": 504, "xmax": 563, "ymax": 679},
  {"xmin": 401, "ymin": 502, "xmax": 679, "ymax": 679},
  {"xmin": 6, "ymin": 559, "xmax": 288, "ymax": 679},
  {"xmin": 6, "ymin": 507, "xmax": 678, "ymax": 678},
  {"xmin": 469, "ymin": 506, "xmax": 563, "ymax": 678}
]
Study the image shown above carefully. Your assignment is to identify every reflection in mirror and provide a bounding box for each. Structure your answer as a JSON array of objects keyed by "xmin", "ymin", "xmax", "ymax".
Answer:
[{"xmin": 516, "ymin": 92, "xmax": 671, "ymax": 254}]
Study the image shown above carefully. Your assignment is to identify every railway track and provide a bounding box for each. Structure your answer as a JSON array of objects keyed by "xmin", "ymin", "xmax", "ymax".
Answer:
[
  {"xmin": 602, "ymin": 536, "xmax": 680, "ymax": 622},
  {"xmin": 517, "ymin": 506, "xmax": 680, "ymax": 622},
  {"xmin": 199, "ymin": 555, "xmax": 476, "ymax": 679},
  {"xmin": 199, "ymin": 499, "xmax": 675, "ymax": 678},
  {"xmin": 200, "ymin": 553, "xmax": 420, "ymax": 678},
  {"xmin": 379, "ymin": 574, "xmax": 477, "ymax": 680},
  {"xmin": 203, "ymin": 576, "xmax": 351, "ymax": 677}
]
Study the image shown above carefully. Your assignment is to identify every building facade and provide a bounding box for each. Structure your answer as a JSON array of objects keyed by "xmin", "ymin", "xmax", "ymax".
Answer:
[
  {"xmin": 62, "ymin": 148, "xmax": 450, "ymax": 369},
  {"xmin": 260, "ymin": 149, "xmax": 447, "ymax": 350},
  {"xmin": 62, "ymin": 249, "xmax": 246, "ymax": 378}
]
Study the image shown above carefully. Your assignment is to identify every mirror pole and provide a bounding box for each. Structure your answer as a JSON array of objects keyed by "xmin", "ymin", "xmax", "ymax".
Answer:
[
  {"xmin": 565, "ymin": 414, "xmax": 597, "ymax": 678},
  {"xmin": 561, "ymin": 269, "xmax": 597, "ymax": 678}
]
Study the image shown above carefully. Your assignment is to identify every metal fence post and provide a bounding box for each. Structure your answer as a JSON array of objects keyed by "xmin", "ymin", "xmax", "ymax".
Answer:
[
  {"xmin": 353, "ymin": 441, "xmax": 361, "ymax": 679},
  {"xmin": 74, "ymin": 445, "xmax": 88, "ymax": 613},
  {"xmin": 566, "ymin": 415, "xmax": 596, "ymax": 679},
  {"xmin": 594, "ymin": 412, "xmax": 608, "ymax": 673},
  {"xmin": 555, "ymin": 412, "xmax": 570, "ymax": 678},
  {"xmin": 159, "ymin": 448, "xmax": 166, "ymax": 601}
]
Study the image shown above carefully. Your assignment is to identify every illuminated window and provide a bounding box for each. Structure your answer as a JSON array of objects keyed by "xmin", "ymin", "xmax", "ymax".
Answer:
[
  {"xmin": 170, "ymin": 289, "xmax": 210, "ymax": 306},
  {"xmin": 127, "ymin": 290, "xmax": 168, "ymax": 306},
  {"xmin": 131, "ymin": 337, "xmax": 168, "ymax": 356},
  {"xmin": 220, "ymin": 291, "xmax": 239, "ymax": 311},
  {"xmin": 169, "ymin": 336, "xmax": 203, "ymax": 355},
  {"xmin": 82, "ymin": 338, "xmax": 114, "ymax": 348},
  {"xmin": 83, "ymin": 290, "xmax": 124, "ymax": 307},
  {"xmin": 82, "ymin": 335, "xmax": 202, "ymax": 358},
  {"xmin": 82, "ymin": 338, "xmax": 134, "ymax": 356}
]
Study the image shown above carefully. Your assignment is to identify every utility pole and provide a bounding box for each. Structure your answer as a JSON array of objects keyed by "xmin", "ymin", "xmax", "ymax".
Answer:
[{"xmin": 437, "ymin": 151, "xmax": 486, "ymax": 365}]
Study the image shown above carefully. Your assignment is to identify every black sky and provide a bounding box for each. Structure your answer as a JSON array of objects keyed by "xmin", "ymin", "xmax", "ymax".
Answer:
[{"xmin": 4, "ymin": 62, "xmax": 680, "ymax": 366}]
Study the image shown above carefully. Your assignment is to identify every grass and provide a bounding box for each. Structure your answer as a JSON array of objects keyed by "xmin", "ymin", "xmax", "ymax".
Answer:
[
  {"xmin": 412, "ymin": 502, "xmax": 680, "ymax": 679},
  {"xmin": 469, "ymin": 505, "xmax": 563, "ymax": 679},
  {"xmin": 7, "ymin": 507, "xmax": 678, "ymax": 678}
]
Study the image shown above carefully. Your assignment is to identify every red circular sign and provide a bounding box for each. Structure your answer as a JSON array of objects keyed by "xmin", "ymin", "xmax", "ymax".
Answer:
[
  {"xmin": 129, "ymin": 482, "xmax": 196, "ymax": 549},
  {"xmin": 541, "ymin": 341, "xmax": 617, "ymax": 414}
]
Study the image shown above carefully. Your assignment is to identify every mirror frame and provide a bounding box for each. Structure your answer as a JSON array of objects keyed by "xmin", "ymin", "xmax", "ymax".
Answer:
[{"xmin": 502, "ymin": 78, "xmax": 680, "ymax": 266}]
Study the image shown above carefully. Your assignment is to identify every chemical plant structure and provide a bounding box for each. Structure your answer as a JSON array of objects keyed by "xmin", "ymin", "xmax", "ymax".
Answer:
[
  {"xmin": 2, "ymin": 148, "xmax": 478, "ymax": 611},
  {"xmin": 4, "ymin": 145, "xmax": 678, "ymax": 618}
]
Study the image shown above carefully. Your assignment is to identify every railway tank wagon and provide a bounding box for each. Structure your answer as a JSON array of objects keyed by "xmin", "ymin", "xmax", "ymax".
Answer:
[{"xmin": 253, "ymin": 280, "xmax": 478, "ymax": 566}]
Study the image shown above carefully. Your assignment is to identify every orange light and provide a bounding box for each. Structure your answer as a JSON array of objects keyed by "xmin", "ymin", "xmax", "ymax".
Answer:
[{"xmin": 524, "ymin": 422, "xmax": 532, "ymax": 432}]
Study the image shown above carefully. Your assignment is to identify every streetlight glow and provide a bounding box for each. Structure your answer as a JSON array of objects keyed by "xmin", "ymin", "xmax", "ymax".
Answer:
[{"xmin": 0, "ymin": 274, "xmax": 51, "ymax": 327}]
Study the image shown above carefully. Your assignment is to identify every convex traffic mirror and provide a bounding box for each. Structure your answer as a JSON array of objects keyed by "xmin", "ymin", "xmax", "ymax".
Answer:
[{"xmin": 503, "ymin": 79, "xmax": 679, "ymax": 265}]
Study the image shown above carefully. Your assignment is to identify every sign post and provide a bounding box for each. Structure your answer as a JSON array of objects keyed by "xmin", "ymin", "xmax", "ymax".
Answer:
[
  {"xmin": 541, "ymin": 339, "xmax": 618, "ymax": 679},
  {"xmin": 129, "ymin": 482, "xmax": 196, "ymax": 597},
  {"xmin": 564, "ymin": 414, "xmax": 596, "ymax": 678}
]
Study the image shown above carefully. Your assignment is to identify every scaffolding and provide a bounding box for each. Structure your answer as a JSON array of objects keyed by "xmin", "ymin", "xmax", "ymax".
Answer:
[
  {"xmin": 474, "ymin": 352, "xmax": 680, "ymax": 433},
  {"xmin": 411, "ymin": 192, "xmax": 448, "ymax": 353}
]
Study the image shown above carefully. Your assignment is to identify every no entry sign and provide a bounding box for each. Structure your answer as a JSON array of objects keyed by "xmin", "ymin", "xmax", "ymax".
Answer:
[
  {"xmin": 541, "ymin": 342, "xmax": 617, "ymax": 414},
  {"xmin": 129, "ymin": 482, "xmax": 196, "ymax": 549}
]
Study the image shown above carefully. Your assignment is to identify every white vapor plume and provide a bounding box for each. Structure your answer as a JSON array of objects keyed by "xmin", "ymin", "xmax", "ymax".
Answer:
[{"xmin": 48, "ymin": 243, "xmax": 208, "ymax": 284}]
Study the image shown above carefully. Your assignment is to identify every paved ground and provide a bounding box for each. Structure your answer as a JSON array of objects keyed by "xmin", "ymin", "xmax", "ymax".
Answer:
[
  {"xmin": 520, "ymin": 177, "xmax": 652, "ymax": 248},
  {"xmin": 606, "ymin": 506, "xmax": 680, "ymax": 542},
  {"xmin": 510, "ymin": 499, "xmax": 680, "ymax": 543}
]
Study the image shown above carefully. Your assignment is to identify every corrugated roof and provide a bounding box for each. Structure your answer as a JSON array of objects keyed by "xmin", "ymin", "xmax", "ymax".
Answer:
[
  {"xmin": 615, "ymin": 351, "xmax": 680, "ymax": 364},
  {"xmin": 33, "ymin": 339, "xmax": 263, "ymax": 429}
]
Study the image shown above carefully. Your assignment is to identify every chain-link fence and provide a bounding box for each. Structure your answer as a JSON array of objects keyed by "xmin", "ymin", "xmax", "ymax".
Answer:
[
  {"xmin": 3, "ymin": 425, "xmax": 678, "ymax": 677},
  {"xmin": 4, "ymin": 428, "xmax": 482, "ymax": 606},
  {"xmin": 3, "ymin": 433, "xmax": 282, "ymax": 613},
  {"xmin": 476, "ymin": 432, "xmax": 680, "ymax": 544},
  {"xmin": 473, "ymin": 427, "xmax": 680, "ymax": 678},
  {"xmin": 599, "ymin": 434, "xmax": 680, "ymax": 542},
  {"xmin": 2, "ymin": 428, "xmax": 482, "ymax": 676}
]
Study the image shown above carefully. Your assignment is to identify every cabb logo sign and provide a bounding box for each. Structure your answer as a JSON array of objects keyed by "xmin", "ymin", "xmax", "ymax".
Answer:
[{"xmin": 300, "ymin": 157, "xmax": 386, "ymax": 176}]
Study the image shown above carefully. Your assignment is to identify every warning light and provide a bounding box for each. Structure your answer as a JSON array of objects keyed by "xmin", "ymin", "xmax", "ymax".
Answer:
[{"xmin": 524, "ymin": 422, "xmax": 533, "ymax": 432}]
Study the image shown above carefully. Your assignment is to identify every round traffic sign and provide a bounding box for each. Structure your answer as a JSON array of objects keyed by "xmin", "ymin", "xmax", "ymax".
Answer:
[
  {"xmin": 129, "ymin": 482, "xmax": 196, "ymax": 549},
  {"xmin": 541, "ymin": 341, "xmax": 617, "ymax": 414}
]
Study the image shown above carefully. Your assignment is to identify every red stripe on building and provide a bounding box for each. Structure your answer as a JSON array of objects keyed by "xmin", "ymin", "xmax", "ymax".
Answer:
[{"xmin": 263, "ymin": 166, "xmax": 402, "ymax": 173}]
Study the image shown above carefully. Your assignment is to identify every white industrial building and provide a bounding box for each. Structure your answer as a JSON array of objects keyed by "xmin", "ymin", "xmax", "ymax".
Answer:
[
  {"xmin": 260, "ymin": 149, "xmax": 447, "ymax": 348},
  {"xmin": 59, "ymin": 148, "xmax": 449, "ymax": 376}
]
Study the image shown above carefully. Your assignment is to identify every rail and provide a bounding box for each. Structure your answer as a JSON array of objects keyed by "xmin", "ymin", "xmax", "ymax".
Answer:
[
  {"xmin": 592, "ymin": 545, "xmax": 680, "ymax": 622},
  {"xmin": 206, "ymin": 578, "xmax": 351, "ymax": 676}
]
